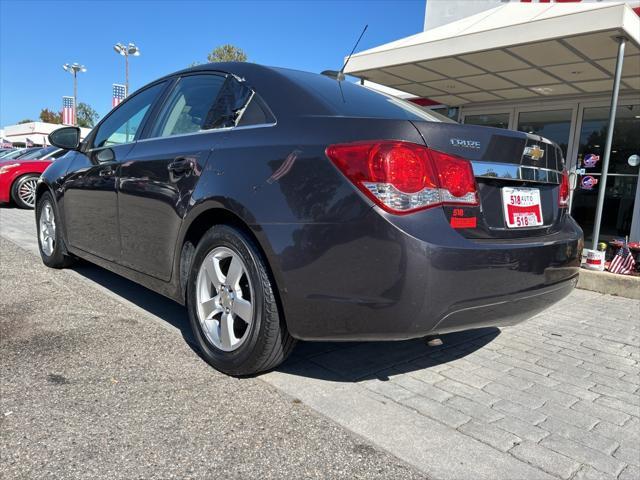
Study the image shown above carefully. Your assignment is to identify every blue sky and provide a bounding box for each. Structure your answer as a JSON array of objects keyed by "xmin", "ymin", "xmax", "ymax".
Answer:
[{"xmin": 0, "ymin": 0, "xmax": 425, "ymax": 126}]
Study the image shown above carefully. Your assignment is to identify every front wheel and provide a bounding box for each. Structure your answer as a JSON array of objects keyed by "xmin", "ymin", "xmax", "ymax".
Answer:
[
  {"xmin": 187, "ymin": 225, "xmax": 296, "ymax": 376},
  {"xmin": 36, "ymin": 191, "xmax": 75, "ymax": 269}
]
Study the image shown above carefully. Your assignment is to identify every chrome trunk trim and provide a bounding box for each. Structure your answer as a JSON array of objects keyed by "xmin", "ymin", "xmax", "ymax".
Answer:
[{"xmin": 472, "ymin": 162, "xmax": 561, "ymax": 184}]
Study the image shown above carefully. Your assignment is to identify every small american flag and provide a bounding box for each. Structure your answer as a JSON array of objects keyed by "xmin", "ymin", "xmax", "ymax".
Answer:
[
  {"xmin": 62, "ymin": 96, "xmax": 75, "ymax": 125},
  {"xmin": 609, "ymin": 238, "xmax": 637, "ymax": 275},
  {"xmin": 112, "ymin": 84, "xmax": 126, "ymax": 107}
]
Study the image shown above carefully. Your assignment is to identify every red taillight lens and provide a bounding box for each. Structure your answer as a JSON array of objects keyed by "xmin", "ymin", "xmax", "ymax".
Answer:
[
  {"xmin": 326, "ymin": 140, "xmax": 478, "ymax": 214},
  {"xmin": 559, "ymin": 170, "xmax": 569, "ymax": 207}
]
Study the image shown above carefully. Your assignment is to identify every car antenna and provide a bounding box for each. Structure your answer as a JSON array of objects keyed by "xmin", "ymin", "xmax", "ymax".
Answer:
[{"xmin": 321, "ymin": 24, "xmax": 368, "ymax": 82}]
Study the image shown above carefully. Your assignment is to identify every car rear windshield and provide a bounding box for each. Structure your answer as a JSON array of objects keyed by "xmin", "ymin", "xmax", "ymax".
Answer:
[{"xmin": 277, "ymin": 68, "xmax": 454, "ymax": 123}]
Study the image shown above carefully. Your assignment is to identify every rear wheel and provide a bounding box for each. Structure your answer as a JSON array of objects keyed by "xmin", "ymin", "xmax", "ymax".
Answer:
[
  {"xmin": 11, "ymin": 174, "xmax": 39, "ymax": 209},
  {"xmin": 187, "ymin": 225, "xmax": 296, "ymax": 376},
  {"xmin": 36, "ymin": 191, "xmax": 75, "ymax": 269}
]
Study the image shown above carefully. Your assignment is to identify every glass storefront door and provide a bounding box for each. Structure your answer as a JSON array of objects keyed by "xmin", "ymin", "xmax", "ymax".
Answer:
[
  {"xmin": 463, "ymin": 112, "xmax": 510, "ymax": 129},
  {"xmin": 517, "ymin": 109, "xmax": 573, "ymax": 158},
  {"xmin": 571, "ymin": 105, "xmax": 640, "ymax": 242}
]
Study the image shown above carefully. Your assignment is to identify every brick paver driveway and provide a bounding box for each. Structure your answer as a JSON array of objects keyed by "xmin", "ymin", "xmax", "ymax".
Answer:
[
  {"xmin": 2, "ymin": 207, "xmax": 639, "ymax": 479},
  {"xmin": 268, "ymin": 289, "xmax": 640, "ymax": 480}
]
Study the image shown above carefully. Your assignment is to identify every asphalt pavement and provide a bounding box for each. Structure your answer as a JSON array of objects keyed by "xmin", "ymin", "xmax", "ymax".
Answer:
[{"xmin": 0, "ymin": 234, "xmax": 422, "ymax": 479}]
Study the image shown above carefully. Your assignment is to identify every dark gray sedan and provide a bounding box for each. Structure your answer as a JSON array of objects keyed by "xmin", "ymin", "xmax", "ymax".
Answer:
[{"xmin": 39, "ymin": 63, "xmax": 583, "ymax": 375}]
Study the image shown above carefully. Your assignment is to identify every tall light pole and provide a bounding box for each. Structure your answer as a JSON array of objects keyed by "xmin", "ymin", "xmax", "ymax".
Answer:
[
  {"xmin": 113, "ymin": 42, "xmax": 140, "ymax": 96},
  {"xmin": 62, "ymin": 63, "xmax": 87, "ymax": 126}
]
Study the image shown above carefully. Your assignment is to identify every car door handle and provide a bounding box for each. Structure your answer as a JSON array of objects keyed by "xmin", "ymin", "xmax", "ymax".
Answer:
[
  {"xmin": 168, "ymin": 157, "xmax": 194, "ymax": 175},
  {"xmin": 99, "ymin": 167, "xmax": 115, "ymax": 177}
]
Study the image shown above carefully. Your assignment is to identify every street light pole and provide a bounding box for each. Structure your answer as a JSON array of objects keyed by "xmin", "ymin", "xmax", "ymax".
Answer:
[
  {"xmin": 113, "ymin": 42, "xmax": 140, "ymax": 96},
  {"xmin": 62, "ymin": 63, "xmax": 87, "ymax": 126},
  {"xmin": 73, "ymin": 70, "xmax": 77, "ymax": 125}
]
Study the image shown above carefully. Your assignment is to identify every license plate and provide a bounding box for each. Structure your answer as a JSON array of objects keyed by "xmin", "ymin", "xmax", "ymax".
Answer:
[{"xmin": 502, "ymin": 187, "xmax": 543, "ymax": 228}]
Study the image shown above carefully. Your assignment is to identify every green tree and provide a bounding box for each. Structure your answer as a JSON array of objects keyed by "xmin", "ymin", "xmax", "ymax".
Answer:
[
  {"xmin": 76, "ymin": 102, "xmax": 99, "ymax": 128},
  {"xmin": 39, "ymin": 108, "xmax": 62, "ymax": 124},
  {"xmin": 17, "ymin": 119, "xmax": 34, "ymax": 124},
  {"xmin": 206, "ymin": 44, "xmax": 247, "ymax": 63}
]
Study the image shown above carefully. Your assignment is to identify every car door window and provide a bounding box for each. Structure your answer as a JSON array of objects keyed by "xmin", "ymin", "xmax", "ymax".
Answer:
[
  {"xmin": 151, "ymin": 74, "xmax": 227, "ymax": 138},
  {"xmin": 92, "ymin": 82, "xmax": 166, "ymax": 149}
]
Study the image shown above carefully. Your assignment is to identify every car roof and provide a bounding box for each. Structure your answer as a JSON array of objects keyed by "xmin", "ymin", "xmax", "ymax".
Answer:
[
  {"xmin": 150, "ymin": 62, "xmax": 449, "ymax": 125},
  {"xmin": 150, "ymin": 62, "xmax": 334, "ymax": 119}
]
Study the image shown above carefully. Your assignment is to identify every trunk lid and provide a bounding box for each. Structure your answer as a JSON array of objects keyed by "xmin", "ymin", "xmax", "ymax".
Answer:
[{"xmin": 411, "ymin": 121, "xmax": 567, "ymax": 239}]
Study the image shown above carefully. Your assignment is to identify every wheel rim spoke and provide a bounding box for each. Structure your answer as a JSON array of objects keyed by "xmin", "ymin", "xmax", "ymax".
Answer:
[
  {"xmin": 218, "ymin": 312, "xmax": 236, "ymax": 350},
  {"xmin": 200, "ymin": 296, "xmax": 221, "ymax": 320},
  {"xmin": 226, "ymin": 255, "xmax": 243, "ymax": 288},
  {"xmin": 232, "ymin": 297, "xmax": 252, "ymax": 324}
]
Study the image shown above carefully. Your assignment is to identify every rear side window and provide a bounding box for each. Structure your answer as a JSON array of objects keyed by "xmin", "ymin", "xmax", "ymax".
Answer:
[
  {"xmin": 151, "ymin": 74, "xmax": 226, "ymax": 138},
  {"xmin": 278, "ymin": 68, "xmax": 455, "ymax": 123},
  {"xmin": 236, "ymin": 95, "xmax": 274, "ymax": 127}
]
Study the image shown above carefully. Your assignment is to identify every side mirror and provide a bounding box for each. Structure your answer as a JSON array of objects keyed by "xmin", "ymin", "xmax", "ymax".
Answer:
[{"xmin": 49, "ymin": 126, "xmax": 81, "ymax": 150}]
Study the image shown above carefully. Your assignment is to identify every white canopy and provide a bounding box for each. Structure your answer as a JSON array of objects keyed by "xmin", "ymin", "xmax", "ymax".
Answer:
[{"xmin": 345, "ymin": 2, "xmax": 640, "ymax": 106}]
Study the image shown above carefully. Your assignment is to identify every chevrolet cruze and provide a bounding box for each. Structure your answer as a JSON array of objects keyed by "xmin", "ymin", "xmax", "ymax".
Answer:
[{"xmin": 39, "ymin": 63, "xmax": 583, "ymax": 375}]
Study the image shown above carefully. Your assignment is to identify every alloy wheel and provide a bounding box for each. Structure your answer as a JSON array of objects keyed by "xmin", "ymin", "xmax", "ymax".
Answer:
[
  {"xmin": 39, "ymin": 201, "xmax": 56, "ymax": 256},
  {"xmin": 18, "ymin": 177, "xmax": 38, "ymax": 208},
  {"xmin": 196, "ymin": 246, "xmax": 254, "ymax": 352}
]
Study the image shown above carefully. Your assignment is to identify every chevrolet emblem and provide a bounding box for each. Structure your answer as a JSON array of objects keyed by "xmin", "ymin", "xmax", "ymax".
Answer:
[{"xmin": 524, "ymin": 145, "xmax": 545, "ymax": 161}]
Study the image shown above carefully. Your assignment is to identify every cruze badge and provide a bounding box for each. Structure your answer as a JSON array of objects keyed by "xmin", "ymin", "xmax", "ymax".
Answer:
[
  {"xmin": 524, "ymin": 145, "xmax": 545, "ymax": 161},
  {"xmin": 450, "ymin": 138, "xmax": 481, "ymax": 149}
]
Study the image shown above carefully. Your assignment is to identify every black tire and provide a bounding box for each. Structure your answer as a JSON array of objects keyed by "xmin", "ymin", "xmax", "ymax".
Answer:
[
  {"xmin": 36, "ymin": 191, "xmax": 75, "ymax": 269},
  {"xmin": 11, "ymin": 174, "xmax": 39, "ymax": 209},
  {"xmin": 187, "ymin": 225, "xmax": 296, "ymax": 376}
]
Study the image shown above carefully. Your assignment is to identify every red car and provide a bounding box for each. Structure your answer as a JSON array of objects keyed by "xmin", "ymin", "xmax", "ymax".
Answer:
[{"xmin": 0, "ymin": 147, "xmax": 67, "ymax": 208}]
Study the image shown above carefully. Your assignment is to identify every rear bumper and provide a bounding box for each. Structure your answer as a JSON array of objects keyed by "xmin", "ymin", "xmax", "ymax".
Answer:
[
  {"xmin": 257, "ymin": 208, "xmax": 583, "ymax": 341},
  {"xmin": 432, "ymin": 275, "xmax": 577, "ymax": 335}
]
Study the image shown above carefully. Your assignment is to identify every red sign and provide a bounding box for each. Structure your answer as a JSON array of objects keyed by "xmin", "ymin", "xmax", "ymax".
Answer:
[{"xmin": 506, "ymin": 203, "xmax": 542, "ymax": 224}]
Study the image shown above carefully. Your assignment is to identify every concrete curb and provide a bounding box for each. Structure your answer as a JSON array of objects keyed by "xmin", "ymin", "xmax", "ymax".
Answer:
[{"xmin": 577, "ymin": 268, "xmax": 640, "ymax": 300}]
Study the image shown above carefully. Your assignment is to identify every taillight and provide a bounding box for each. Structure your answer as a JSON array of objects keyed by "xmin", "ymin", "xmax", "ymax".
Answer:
[
  {"xmin": 326, "ymin": 140, "xmax": 478, "ymax": 214},
  {"xmin": 559, "ymin": 170, "xmax": 569, "ymax": 207}
]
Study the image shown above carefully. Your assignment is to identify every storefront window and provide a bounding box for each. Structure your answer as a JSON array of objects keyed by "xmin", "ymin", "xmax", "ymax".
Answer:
[
  {"xmin": 571, "ymin": 105, "xmax": 640, "ymax": 242},
  {"xmin": 575, "ymin": 106, "xmax": 640, "ymax": 175},
  {"xmin": 517, "ymin": 109, "xmax": 572, "ymax": 158},
  {"xmin": 464, "ymin": 113, "xmax": 509, "ymax": 129}
]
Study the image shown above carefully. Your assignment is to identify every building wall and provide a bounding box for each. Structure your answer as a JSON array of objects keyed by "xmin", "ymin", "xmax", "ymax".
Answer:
[
  {"xmin": 424, "ymin": 0, "xmax": 640, "ymax": 30},
  {"xmin": 2, "ymin": 122, "xmax": 91, "ymax": 146}
]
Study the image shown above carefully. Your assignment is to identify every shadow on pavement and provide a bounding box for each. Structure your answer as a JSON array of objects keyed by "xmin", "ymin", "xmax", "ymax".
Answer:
[
  {"xmin": 71, "ymin": 261, "xmax": 194, "ymax": 343},
  {"xmin": 277, "ymin": 327, "xmax": 501, "ymax": 382},
  {"xmin": 69, "ymin": 260, "xmax": 500, "ymax": 382}
]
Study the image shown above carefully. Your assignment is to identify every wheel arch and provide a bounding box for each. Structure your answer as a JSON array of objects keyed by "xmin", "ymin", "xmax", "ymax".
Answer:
[
  {"xmin": 176, "ymin": 206, "xmax": 289, "ymax": 330},
  {"xmin": 34, "ymin": 179, "xmax": 53, "ymax": 204}
]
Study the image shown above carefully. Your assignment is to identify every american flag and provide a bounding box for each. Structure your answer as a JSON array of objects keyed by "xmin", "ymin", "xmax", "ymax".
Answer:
[
  {"xmin": 112, "ymin": 84, "xmax": 126, "ymax": 107},
  {"xmin": 609, "ymin": 238, "xmax": 637, "ymax": 275},
  {"xmin": 62, "ymin": 96, "xmax": 75, "ymax": 125}
]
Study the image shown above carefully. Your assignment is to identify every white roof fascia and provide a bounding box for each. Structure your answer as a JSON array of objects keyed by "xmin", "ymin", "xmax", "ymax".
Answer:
[{"xmin": 345, "ymin": 2, "xmax": 638, "ymax": 74}]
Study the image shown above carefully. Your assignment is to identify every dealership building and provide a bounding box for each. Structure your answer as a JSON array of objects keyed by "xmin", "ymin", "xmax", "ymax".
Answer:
[
  {"xmin": 347, "ymin": 0, "xmax": 640, "ymax": 244},
  {"xmin": 0, "ymin": 122, "xmax": 91, "ymax": 147}
]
